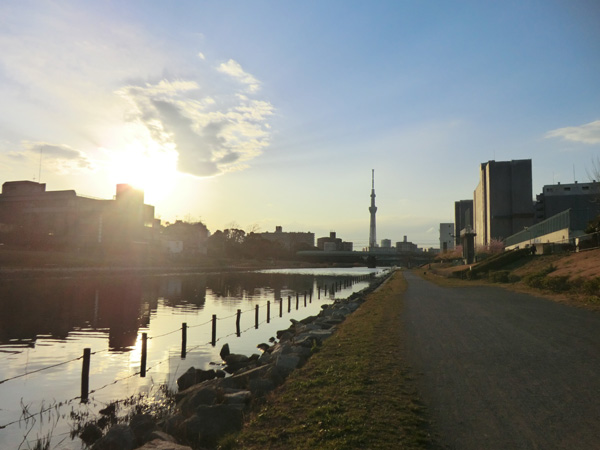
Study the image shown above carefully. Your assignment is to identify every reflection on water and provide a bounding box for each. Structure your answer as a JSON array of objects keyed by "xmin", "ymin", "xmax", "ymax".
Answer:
[{"xmin": 0, "ymin": 267, "xmax": 383, "ymax": 449}]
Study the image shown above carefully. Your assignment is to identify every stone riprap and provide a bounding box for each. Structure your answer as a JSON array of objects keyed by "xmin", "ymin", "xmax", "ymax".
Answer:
[{"xmin": 89, "ymin": 272, "xmax": 390, "ymax": 450}]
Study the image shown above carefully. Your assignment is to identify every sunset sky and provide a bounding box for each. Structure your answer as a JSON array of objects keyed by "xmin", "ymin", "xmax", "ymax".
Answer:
[{"xmin": 1, "ymin": 1, "xmax": 599, "ymax": 248}]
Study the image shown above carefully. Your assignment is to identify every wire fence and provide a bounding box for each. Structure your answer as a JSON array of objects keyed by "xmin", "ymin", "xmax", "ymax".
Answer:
[{"xmin": 0, "ymin": 274, "xmax": 374, "ymax": 433}]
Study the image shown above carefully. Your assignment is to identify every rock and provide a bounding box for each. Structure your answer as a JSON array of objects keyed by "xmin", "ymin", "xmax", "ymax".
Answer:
[
  {"xmin": 276, "ymin": 329, "xmax": 293, "ymax": 341},
  {"xmin": 256, "ymin": 343, "xmax": 270, "ymax": 352},
  {"xmin": 80, "ymin": 423, "xmax": 103, "ymax": 446},
  {"xmin": 178, "ymin": 385, "xmax": 219, "ymax": 416},
  {"xmin": 219, "ymin": 343, "xmax": 230, "ymax": 359},
  {"xmin": 224, "ymin": 390, "xmax": 252, "ymax": 406},
  {"xmin": 91, "ymin": 424, "xmax": 136, "ymax": 450},
  {"xmin": 136, "ymin": 439, "xmax": 192, "ymax": 450},
  {"xmin": 181, "ymin": 405, "xmax": 243, "ymax": 447},
  {"xmin": 160, "ymin": 413, "xmax": 185, "ymax": 436},
  {"xmin": 275, "ymin": 354, "xmax": 300, "ymax": 376},
  {"xmin": 130, "ymin": 413, "xmax": 156, "ymax": 445},
  {"xmin": 176, "ymin": 367, "xmax": 217, "ymax": 391},
  {"xmin": 146, "ymin": 431, "xmax": 177, "ymax": 443},
  {"xmin": 248, "ymin": 378, "xmax": 275, "ymax": 396}
]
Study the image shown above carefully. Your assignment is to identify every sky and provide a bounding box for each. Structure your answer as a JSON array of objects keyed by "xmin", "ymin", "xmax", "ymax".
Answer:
[{"xmin": 1, "ymin": 1, "xmax": 599, "ymax": 249}]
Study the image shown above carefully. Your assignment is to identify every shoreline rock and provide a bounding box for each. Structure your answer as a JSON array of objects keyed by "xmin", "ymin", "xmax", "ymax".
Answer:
[{"xmin": 88, "ymin": 271, "xmax": 392, "ymax": 449}]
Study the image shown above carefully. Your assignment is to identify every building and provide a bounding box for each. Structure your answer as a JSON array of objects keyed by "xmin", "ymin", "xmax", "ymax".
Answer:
[
  {"xmin": 0, "ymin": 181, "xmax": 159, "ymax": 252},
  {"xmin": 534, "ymin": 181, "xmax": 600, "ymax": 232},
  {"xmin": 473, "ymin": 159, "xmax": 534, "ymax": 247},
  {"xmin": 396, "ymin": 236, "xmax": 418, "ymax": 253},
  {"xmin": 260, "ymin": 226, "xmax": 315, "ymax": 252},
  {"xmin": 454, "ymin": 199, "xmax": 474, "ymax": 246},
  {"xmin": 439, "ymin": 223, "xmax": 454, "ymax": 252},
  {"xmin": 380, "ymin": 239, "xmax": 392, "ymax": 248},
  {"xmin": 316, "ymin": 231, "xmax": 352, "ymax": 252}
]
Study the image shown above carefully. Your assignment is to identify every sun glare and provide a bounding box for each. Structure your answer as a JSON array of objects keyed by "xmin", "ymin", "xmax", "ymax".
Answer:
[{"xmin": 107, "ymin": 142, "xmax": 179, "ymax": 203}]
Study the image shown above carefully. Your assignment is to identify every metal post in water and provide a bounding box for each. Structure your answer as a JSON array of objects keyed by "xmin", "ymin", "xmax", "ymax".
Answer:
[
  {"xmin": 81, "ymin": 348, "xmax": 91, "ymax": 403},
  {"xmin": 211, "ymin": 315, "xmax": 217, "ymax": 346},
  {"xmin": 267, "ymin": 301, "xmax": 271, "ymax": 323},
  {"xmin": 236, "ymin": 309, "xmax": 241, "ymax": 337},
  {"xmin": 181, "ymin": 323, "xmax": 187, "ymax": 359},
  {"xmin": 255, "ymin": 305, "xmax": 259, "ymax": 329},
  {"xmin": 140, "ymin": 333, "xmax": 147, "ymax": 377},
  {"xmin": 279, "ymin": 298, "xmax": 283, "ymax": 317}
]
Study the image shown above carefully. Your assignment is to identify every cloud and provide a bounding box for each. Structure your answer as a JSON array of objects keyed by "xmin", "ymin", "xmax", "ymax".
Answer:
[
  {"xmin": 26, "ymin": 142, "xmax": 94, "ymax": 172},
  {"xmin": 545, "ymin": 120, "xmax": 600, "ymax": 144},
  {"xmin": 117, "ymin": 75, "xmax": 273, "ymax": 177},
  {"xmin": 217, "ymin": 59, "xmax": 261, "ymax": 93}
]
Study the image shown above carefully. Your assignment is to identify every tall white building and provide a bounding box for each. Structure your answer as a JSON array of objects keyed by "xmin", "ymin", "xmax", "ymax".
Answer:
[{"xmin": 440, "ymin": 223, "xmax": 455, "ymax": 252}]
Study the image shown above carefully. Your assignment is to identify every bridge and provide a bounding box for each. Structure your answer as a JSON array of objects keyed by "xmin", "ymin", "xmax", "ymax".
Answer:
[{"xmin": 296, "ymin": 250, "xmax": 434, "ymax": 268}]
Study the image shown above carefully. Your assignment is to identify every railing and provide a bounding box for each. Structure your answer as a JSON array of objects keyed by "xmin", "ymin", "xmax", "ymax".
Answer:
[{"xmin": 0, "ymin": 274, "xmax": 374, "ymax": 435}]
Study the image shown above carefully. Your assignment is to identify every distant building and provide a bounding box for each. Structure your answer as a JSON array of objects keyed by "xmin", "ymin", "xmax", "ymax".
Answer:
[
  {"xmin": 439, "ymin": 223, "xmax": 454, "ymax": 252},
  {"xmin": 474, "ymin": 159, "xmax": 534, "ymax": 247},
  {"xmin": 316, "ymin": 231, "xmax": 352, "ymax": 251},
  {"xmin": 260, "ymin": 226, "xmax": 315, "ymax": 251},
  {"xmin": 534, "ymin": 181, "xmax": 600, "ymax": 232},
  {"xmin": 396, "ymin": 236, "xmax": 418, "ymax": 253},
  {"xmin": 454, "ymin": 199, "xmax": 473, "ymax": 246},
  {"xmin": 0, "ymin": 181, "xmax": 159, "ymax": 252},
  {"xmin": 380, "ymin": 239, "xmax": 392, "ymax": 248}
]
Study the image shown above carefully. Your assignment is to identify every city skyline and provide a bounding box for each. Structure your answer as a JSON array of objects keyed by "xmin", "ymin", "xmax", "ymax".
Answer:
[{"xmin": 1, "ymin": 1, "xmax": 599, "ymax": 248}]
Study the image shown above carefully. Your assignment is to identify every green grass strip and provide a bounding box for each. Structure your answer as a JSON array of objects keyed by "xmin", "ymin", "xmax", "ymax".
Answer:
[{"xmin": 227, "ymin": 270, "xmax": 433, "ymax": 450}]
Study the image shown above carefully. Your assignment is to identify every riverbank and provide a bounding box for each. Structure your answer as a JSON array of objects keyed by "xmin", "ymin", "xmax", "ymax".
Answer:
[
  {"xmin": 0, "ymin": 247, "xmax": 325, "ymax": 279},
  {"xmin": 229, "ymin": 270, "xmax": 433, "ymax": 449}
]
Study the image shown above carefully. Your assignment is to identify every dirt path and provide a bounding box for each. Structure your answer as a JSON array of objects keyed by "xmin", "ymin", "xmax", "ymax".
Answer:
[{"xmin": 401, "ymin": 271, "xmax": 600, "ymax": 450}]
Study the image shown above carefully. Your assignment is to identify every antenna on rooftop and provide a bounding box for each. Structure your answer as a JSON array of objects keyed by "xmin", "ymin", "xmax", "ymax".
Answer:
[{"xmin": 38, "ymin": 147, "xmax": 43, "ymax": 183}]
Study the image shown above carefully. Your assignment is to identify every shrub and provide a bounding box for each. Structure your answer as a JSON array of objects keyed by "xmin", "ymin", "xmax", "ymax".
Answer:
[
  {"xmin": 582, "ymin": 277, "xmax": 600, "ymax": 296},
  {"xmin": 489, "ymin": 271, "xmax": 510, "ymax": 283},
  {"xmin": 543, "ymin": 276, "xmax": 571, "ymax": 292}
]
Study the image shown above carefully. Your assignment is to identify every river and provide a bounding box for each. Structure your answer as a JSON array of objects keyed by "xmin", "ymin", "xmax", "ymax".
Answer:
[{"xmin": 0, "ymin": 266, "xmax": 385, "ymax": 449}]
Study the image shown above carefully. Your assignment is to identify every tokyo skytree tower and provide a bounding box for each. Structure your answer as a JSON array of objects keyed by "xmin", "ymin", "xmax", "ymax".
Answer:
[{"xmin": 368, "ymin": 169, "xmax": 377, "ymax": 250}]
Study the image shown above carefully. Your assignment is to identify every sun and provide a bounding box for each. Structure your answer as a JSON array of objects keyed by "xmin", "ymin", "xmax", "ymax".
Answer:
[{"xmin": 107, "ymin": 141, "xmax": 180, "ymax": 204}]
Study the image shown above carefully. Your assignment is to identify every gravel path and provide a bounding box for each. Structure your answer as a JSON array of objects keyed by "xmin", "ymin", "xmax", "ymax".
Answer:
[{"xmin": 401, "ymin": 271, "xmax": 600, "ymax": 450}]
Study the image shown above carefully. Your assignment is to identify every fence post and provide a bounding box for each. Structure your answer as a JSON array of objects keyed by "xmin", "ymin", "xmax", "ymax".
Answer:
[
  {"xmin": 279, "ymin": 298, "xmax": 283, "ymax": 317},
  {"xmin": 318, "ymin": 286, "xmax": 321, "ymax": 299},
  {"xmin": 255, "ymin": 305, "xmax": 259, "ymax": 329},
  {"xmin": 140, "ymin": 333, "xmax": 147, "ymax": 377},
  {"xmin": 211, "ymin": 315, "xmax": 217, "ymax": 346},
  {"xmin": 236, "ymin": 309, "xmax": 241, "ymax": 337},
  {"xmin": 267, "ymin": 301, "xmax": 271, "ymax": 323},
  {"xmin": 181, "ymin": 323, "xmax": 187, "ymax": 359},
  {"xmin": 296, "ymin": 293, "xmax": 299, "ymax": 310},
  {"xmin": 81, "ymin": 348, "xmax": 91, "ymax": 403},
  {"xmin": 288, "ymin": 295, "xmax": 291, "ymax": 313},
  {"xmin": 304, "ymin": 291, "xmax": 307, "ymax": 307}
]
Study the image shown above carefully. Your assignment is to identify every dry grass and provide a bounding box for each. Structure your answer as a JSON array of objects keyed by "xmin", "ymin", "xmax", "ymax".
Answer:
[{"xmin": 421, "ymin": 249, "xmax": 600, "ymax": 311}]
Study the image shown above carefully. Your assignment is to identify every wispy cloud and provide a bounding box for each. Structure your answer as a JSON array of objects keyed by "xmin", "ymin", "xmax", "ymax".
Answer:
[
  {"xmin": 546, "ymin": 120, "xmax": 600, "ymax": 144},
  {"xmin": 217, "ymin": 59, "xmax": 261, "ymax": 93}
]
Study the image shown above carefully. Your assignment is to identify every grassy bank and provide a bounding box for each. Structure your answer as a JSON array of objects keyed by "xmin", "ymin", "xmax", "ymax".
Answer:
[
  {"xmin": 227, "ymin": 270, "xmax": 433, "ymax": 450},
  {"xmin": 424, "ymin": 249, "xmax": 600, "ymax": 311}
]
